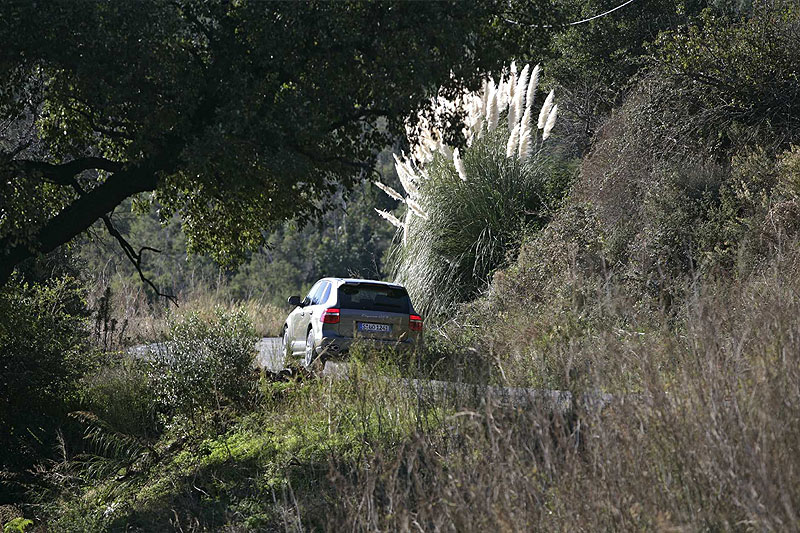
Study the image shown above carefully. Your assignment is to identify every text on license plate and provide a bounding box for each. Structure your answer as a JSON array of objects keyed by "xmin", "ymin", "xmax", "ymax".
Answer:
[{"xmin": 358, "ymin": 322, "xmax": 391, "ymax": 333}]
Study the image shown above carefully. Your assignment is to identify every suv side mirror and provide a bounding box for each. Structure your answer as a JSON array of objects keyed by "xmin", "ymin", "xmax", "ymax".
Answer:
[{"xmin": 287, "ymin": 295, "xmax": 301, "ymax": 307}]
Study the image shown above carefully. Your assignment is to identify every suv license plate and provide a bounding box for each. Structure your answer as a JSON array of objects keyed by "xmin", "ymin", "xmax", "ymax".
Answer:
[{"xmin": 358, "ymin": 322, "xmax": 391, "ymax": 333}]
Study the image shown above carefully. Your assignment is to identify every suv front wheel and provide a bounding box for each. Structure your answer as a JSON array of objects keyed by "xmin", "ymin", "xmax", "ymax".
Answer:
[
  {"xmin": 304, "ymin": 329, "xmax": 324, "ymax": 374},
  {"xmin": 281, "ymin": 326, "xmax": 292, "ymax": 364}
]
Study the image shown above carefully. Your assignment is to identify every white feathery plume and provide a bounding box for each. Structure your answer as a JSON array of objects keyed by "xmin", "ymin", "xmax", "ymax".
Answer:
[
  {"xmin": 518, "ymin": 105, "xmax": 533, "ymax": 160},
  {"xmin": 400, "ymin": 169, "xmax": 419, "ymax": 198},
  {"xmin": 538, "ymin": 89, "xmax": 555, "ymax": 129},
  {"xmin": 510, "ymin": 63, "xmax": 529, "ymax": 131},
  {"xmin": 526, "ymin": 64, "xmax": 540, "ymax": 110},
  {"xmin": 506, "ymin": 123, "xmax": 520, "ymax": 158},
  {"xmin": 518, "ymin": 127, "xmax": 532, "ymax": 160},
  {"xmin": 497, "ymin": 74, "xmax": 507, "ymax": 111},
  {"xmin": 453, "ymin": 147, "xmax": 468, "ymax": 181},
  {"xmin": 509, "ymin": 61, "xmax": 517, "ymax": 99},
  {"xmin": 439, "ymin": 144, "xmax": 453, "ymax": 160},
  {"xmin": 542, "ymin": 104, "xmax": 558, "ymax": 140},
  {"xmin": 507, "ymin": 98, "xmax": 518, "ymax": 131},
  {"xmin": 375, "ymin": 208, "xmax": 404, "ymax": 230},
  {"xmin": 518, "ymin": 102, "xmax": 533, "ymax": 161},
  {"xmin": 393, "ymin": 154, "xmax": 420, "ymax": 198},
  {"xmin": 414, "ymin": 142, "xmax": 434, "ymax": 165},
  {"xmin": 480, "ymin": 78, "xmax": 489, "ymax": 122},
  {"xmin": 374, "ymin": 181, "xmax": 404, "ymax": 202},
  {"xmin": 392, "ymin": 153, "xmax": 405, "ymax": 176},
  {"xmin": 486, "ymin": 79, "xmax": 499, "ymax": 132},
  {"xmin": 406, "ymin": 197, "xmax": 429, "ymax": 220},
  {"xmin": 501, "ymin": 76, "xmax": 511, "ymax": 114},
  {"xmin": 469, "ymin": 115, "xmax": 484, "ymax": 144}
]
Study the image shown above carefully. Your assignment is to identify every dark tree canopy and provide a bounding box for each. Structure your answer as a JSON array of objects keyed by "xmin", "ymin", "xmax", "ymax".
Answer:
[{"xmin": 0, "ymin": 0, "xmax": 555, "ymax": 284}]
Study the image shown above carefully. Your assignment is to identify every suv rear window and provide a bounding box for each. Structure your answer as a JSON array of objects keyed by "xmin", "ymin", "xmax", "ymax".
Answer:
[{"xmin": 337, "ymin": 283, "xmax": 410, "ymax": 313}]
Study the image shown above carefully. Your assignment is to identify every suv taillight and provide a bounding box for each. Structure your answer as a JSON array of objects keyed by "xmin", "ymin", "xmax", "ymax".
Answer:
[
  {"xmin": 320, "ymin": 308, "xmax": 340, "ymax": 324},
  {"xmin": 409, "ymin": 314, "xmax": 423, "ymax": 331}
]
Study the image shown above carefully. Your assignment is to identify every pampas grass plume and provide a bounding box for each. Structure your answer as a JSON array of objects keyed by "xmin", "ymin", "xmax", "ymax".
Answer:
[
  {"xmin": 375, "ymin": 208, "xmax": 405, "ymax": 229},
  {"xmin": 538, "ymin": 89, "xmax": 554, "ymax": 129},
  {"xmin": 508, "ymin": 61, "xmax": 517, "ymax": 100},
  {"xmin": 406, "ymin": 198, "xmax": 429, "ymax": 220},
  {"xmin": 374, "ymin": 181, "xmax": 404, "ymax": 202},
  {"xmin": 526, "ymin": 64, "xmax": 540, "ymax": 110},
  {"xmin": 518, "ymin": 106, "xmax": 533, "ymax": 160},
  {"xmin": 506, "ymin": 123, "xmax": 520, "ymax": 158},
  {"xmin": 453, "ymin": 148, "xmax": 468, "ymax": 181},
  {"xmin": 486, "ymin": 79, "xmax": 499, "ymax": 132},
  {"xmin": 515, "ymin": 64, "xmax": 530, "ymax": 116},
  {"xmin": 509, "ymin": 64, "xmax": 528, "ymax": 131},
  {"xmin": 393, "ymin": 154, "xmax": 420, "ymax": 198},
  {"xmin": 542, "ymin": 104, "xmax": 558, "ymax": 140}
]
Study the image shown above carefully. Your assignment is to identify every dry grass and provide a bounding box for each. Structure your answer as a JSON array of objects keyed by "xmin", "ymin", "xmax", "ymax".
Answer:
[
  {"xmin": 86, "ymin": 278, "xmax": 286, "ymax": 347},
  {"xmin": 328, "ymin": 258, "xmax": 800, "ymax": 531}
]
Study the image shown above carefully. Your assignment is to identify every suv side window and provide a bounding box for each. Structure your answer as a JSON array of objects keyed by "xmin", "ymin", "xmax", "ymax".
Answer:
[
  {"xmin": 320, "ymin": 282, "xmax": 332, "ymax": 305},
  {"xmin": 304, "ymin": 281, "xmax": 322, "ymax": 305},
  {"xmin": 311, "ymin": 281, "xmax": 328, "ymax": 305}
]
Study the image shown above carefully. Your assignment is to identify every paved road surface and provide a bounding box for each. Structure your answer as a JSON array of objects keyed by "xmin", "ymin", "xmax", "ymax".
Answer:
[
  {"xmin": 141, "ymin": 337, "xmax": 612, "ymax": 412},
  {"xmin": 134, "ymin": 337, "xmax": 344, "ymax": 375},
  {"xmin": 255, "ymin": 337, "xmax": 284, "ymax": 371}
]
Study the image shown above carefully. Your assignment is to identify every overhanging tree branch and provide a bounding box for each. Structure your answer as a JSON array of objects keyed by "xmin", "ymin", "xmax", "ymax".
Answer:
[
  {"xmin": 67, "ymin": 180, "xmax": 178, "ymax": 306},
  {"xmin": 5, "ymin": 157, "xmax": 124, "ymax": 185},
  {"xmin": 0, "ymin": 166, "xmax": 158, "ymax": 285}
]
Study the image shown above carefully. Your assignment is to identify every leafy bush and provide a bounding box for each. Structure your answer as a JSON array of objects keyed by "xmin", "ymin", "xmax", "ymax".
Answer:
[
  {"xmin": 78, "ymin": 358, "xmax": 160, "ymax": 445},
  {"xmin": 149, "ymin": 308, "xmax": 258, "ymax": 423},
  {"xmin": 655, "ymin": 1, "xmax": 800, "ymax": 147},
  {"xmin": 0, "ymin": 276, "xmax": 92, "ymax": 497}
]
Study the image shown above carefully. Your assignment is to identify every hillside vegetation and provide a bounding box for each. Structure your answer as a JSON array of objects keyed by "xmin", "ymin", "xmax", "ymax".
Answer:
[{"xmin": 2, "ymin": 1, "xmax": 800, "ymax": 531}]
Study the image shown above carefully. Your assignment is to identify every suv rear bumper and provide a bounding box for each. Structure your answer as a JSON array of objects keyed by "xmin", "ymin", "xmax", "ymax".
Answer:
[{"xmin": 317, "ymin": 335, "xmax": 421, "ymax": 358}]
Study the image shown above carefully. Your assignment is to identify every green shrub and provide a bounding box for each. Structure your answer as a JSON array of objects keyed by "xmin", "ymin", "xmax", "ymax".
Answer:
[
  {"xmin": 78, "ymin": 358, "xmax": 160, "ymax": 445},
  {"xmin": 149, "ymin": 308, "xmax": 258, "ymax": 424},
  {"xmin": 0, "ymin": 276, "xmax": 92, "ymax": 498}
]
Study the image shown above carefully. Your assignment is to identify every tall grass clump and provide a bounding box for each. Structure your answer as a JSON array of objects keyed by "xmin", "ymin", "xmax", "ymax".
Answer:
[
  {"xmin": 329, "ymin": 258, "xmax": 800, "ymax": 531},
  {"xmin": 375, "ymin": 63, "xmax": 571, "ymax": 317}
]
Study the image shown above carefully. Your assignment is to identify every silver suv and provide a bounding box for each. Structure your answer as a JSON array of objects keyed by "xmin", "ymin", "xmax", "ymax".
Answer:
[{"xmin": 282, "ymin": 278, "xmax": 423, "ymax": 370}]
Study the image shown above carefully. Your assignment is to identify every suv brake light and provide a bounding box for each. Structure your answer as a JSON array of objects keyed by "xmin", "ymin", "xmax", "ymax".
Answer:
[
  {"xmin": 409, "ymin": 314, "xmax": 423, "ymax": 331},
  {"xmin": 320, "ymin": 308, "xmax": 340, "ymax": 324}
]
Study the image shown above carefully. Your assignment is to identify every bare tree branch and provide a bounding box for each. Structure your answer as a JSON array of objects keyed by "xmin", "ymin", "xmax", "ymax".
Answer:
[
  {"xmin": 68, "ymin": 180, "xmax": 178, "ymax": 306},
  {"xmin": 99, "ymin": 214, "xmax": 179, "ymax": 306}
]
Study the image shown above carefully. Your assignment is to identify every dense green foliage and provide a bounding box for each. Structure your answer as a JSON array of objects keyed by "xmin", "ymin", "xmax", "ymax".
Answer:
[
  {"xmin": 0, "ymin": 276, "xmax": 92, "ymax": 501},
  {"xmin": 150, "ymin": 309, "xmax": 257, "ymax": 422},
  {"xmin": 38, "ymin": 356, "xmax": 432, "ymax": 531},
  {"xmin": 0, "ymin": 0, "xmax": 555, "ymax": 283},
  {"xmin": 77, "ymin": 162, "xmax": 398, "ymax": 307}
]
